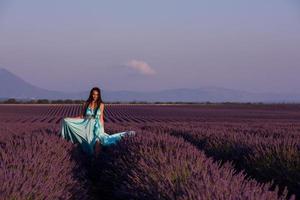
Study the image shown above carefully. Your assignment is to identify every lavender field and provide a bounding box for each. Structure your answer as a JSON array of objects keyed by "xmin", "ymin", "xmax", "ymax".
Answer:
[{"xmin": 0, "ymin": 103, "xmax": 299, "ymax": 200}]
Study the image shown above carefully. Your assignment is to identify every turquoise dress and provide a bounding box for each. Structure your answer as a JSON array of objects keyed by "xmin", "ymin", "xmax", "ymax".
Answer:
[{"xmin": 60, "ymin": 105, "xmax": 136, "ymax": 155}]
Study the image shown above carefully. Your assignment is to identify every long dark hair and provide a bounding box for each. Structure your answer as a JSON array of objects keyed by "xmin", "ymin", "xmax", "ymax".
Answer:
[{"xmin": 82, "ymin": 87, "xmax": 104, "ymax": 117}]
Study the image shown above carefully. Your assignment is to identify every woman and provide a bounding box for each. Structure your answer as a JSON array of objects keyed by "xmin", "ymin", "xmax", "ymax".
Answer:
[{"xmin": 60, "ymin": 87, "xmax": 136, "ymax": 157}]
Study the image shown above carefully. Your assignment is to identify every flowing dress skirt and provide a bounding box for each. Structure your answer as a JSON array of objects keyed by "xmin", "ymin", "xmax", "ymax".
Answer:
[{"xmin": 60, "ymin": 117, "xmax": 136, "ymax": 155}]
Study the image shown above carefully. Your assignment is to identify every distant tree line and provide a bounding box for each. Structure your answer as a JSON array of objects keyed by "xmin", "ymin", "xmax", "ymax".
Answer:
[
  {"xmin": 0, "ymin": 98, "xmax": 212, "ymax": 104},
  {"xmin": 1, "ymin": 98, "xmax": 298, "ymax": 105},
  {"xmin": 0, "ymin": 98, "xmax": 84, "ymax": 104}
]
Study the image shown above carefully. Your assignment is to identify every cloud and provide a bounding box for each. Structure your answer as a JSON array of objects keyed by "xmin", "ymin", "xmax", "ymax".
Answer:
[{"xmin": 124, "ymin": 59, "xmax": 156, "ymax": 75}]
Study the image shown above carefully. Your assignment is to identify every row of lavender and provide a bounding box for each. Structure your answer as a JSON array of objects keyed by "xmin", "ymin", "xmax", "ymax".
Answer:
[
  {"xmin": 0, "ymin": 124, "xmax": 90, "ymax": 200},
  {"xmin": 0, "ymin": 122, "xmax": 294, "ymax": 200},
  {"xmin": 8, "ymin": 103, "xmax": 300, "ymax": 124},
  {"xmin": 140, "ymin": 121, "xmax": 300, "ymax": 199},
  {"xmin": 1, "ymin": 104, "xmax": 189, "ymax": 124}
]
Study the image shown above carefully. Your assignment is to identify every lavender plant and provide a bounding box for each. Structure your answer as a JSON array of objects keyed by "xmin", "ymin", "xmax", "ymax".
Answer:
[
  {"xmin": 0, "ymin": 128, "xmax": 90, "ymax": 200},
  {"xmin": 90, "ymin": 128, "xmax": 292, "ymax": 200}
]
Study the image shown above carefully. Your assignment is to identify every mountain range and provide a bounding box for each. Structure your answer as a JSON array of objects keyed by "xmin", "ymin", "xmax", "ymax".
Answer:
[{"xmin": 0, "ymin": 67, "xmax": 299, "ymax": 103}]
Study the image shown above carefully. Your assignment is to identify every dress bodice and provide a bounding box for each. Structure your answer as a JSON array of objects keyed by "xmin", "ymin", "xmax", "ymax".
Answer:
[
  {"xmin": 85, "ymin": 106, "xmax": 104, "ymax": 136},
  {"xmin": 86, "ymin": 106, "xmax": 100, "ymax": 118}
]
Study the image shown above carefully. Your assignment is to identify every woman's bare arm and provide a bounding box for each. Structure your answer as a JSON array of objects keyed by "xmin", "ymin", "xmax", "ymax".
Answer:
[{"xmin": 100, "ymin": 103, "xmax": 105, "ymax": 129}]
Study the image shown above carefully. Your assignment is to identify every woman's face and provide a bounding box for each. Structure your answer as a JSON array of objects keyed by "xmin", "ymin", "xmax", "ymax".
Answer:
[{"xmin": 92, "ymin": 90, "xmax": 99, "ymax": 101}]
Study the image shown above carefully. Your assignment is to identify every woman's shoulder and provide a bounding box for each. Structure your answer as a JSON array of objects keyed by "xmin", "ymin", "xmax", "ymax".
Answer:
[{"xmin": 100, "ymin": 103, "xmax": 104, "ymax": 109}]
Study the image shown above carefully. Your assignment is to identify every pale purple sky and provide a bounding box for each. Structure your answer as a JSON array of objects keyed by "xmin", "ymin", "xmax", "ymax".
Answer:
[{"xmin": 0, "ymin": 0, "xmax": 300, "ymax": 93}]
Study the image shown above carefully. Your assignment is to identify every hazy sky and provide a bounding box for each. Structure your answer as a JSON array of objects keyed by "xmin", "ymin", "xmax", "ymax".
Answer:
[{"xmin": 0, "ymin": 0, "xmax": 300, "ymax": 93}]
